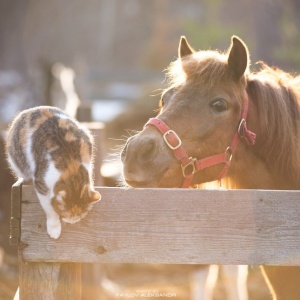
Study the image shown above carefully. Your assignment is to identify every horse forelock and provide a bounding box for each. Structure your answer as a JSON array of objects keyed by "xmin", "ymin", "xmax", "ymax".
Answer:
[
  {"xmin": 166, "ymin": 50, "xmax": 247, "ymax": 89},
  {"xmin": 247, "ymin": 63, "xmax": 300, "ymax": 184}
]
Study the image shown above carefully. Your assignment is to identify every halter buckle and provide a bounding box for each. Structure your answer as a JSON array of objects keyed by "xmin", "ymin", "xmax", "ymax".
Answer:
[
  {"xmin": 225, "ymin": 147, "xmax": 233, "ymax": 162},
  {"xmin": 163, "ymin": 130, "xmax": 182, "ymax": 150},
  {"xmin": 238, "ymin": 119, "xmax": 246, "ymax": 138},
  {"xmin": 181, "ymin": 157, "xmax": 197, "ymax": 178}
]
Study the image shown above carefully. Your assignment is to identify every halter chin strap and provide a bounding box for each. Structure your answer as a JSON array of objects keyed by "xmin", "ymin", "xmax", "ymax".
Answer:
[{"xmin": 145, "ymin": 92, "xmax": 256, "ymax": 188}]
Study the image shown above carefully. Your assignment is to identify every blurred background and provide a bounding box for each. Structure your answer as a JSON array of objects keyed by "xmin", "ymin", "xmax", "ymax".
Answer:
[{"xmin": 0, "ymin": 0, "xmax": 300, "ymax": 299}]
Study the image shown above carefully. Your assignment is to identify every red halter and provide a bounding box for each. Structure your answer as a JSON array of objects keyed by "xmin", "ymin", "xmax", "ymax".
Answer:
[{"xmin": 145, "ymin": 93, "xmax": 256, "ymax": 188}]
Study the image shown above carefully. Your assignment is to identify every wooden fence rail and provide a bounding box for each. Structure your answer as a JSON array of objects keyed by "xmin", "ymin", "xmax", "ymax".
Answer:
[{"xmin": 11, "ymin": 179, "xmax": 300, "ymax": 299}]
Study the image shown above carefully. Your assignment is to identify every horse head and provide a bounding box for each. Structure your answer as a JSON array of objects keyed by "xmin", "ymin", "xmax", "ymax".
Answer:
[
  {"xmin": 122, "ymin": 36, "xmax": 299, "ymax": 189},
  {"xmin": 122, "ymin": 36, "xmax": 254, "ymax": 188}
]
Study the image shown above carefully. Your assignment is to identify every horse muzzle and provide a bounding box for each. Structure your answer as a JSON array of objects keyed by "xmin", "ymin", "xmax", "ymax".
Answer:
[{"xmin": 121, "ymin": 129, "xmax": 175, "ymax": 187}]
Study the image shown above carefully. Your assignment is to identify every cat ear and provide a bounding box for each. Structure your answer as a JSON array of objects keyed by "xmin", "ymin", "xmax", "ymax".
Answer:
[
  {"xmin": 90, "ymin": 190, "xmax": 101, "ymax": 203},
  {"xmin": 179, "ymin": 36, "xmax": 194, "ymax": 59},
  {"xmin": 227, "ymin": 36, "xmax": 249, "ymax": 80},
  {"xmin": 80, "ymin": 184, "xmax": 88, "ymax": 199},
  {"xmin": 57, "ymin": 190, "xmax": 66, "ymax": 203}
]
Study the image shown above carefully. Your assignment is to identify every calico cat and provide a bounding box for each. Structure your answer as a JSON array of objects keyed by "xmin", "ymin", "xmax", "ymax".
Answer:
[{"xmin": 6, "ymin": 106, "xmax": 101, "ymax": 239}]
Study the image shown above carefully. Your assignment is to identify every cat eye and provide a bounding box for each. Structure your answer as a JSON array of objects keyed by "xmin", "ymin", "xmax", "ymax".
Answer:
[{"xmin": 210, "ymin": 98, "xmax": 228, "ymax": 113}]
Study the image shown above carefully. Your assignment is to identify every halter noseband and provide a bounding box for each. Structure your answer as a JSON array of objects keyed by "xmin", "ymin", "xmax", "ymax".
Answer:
[{"xmin": 145, "ymin": 93, "xmax": 256, "ymax": 188}]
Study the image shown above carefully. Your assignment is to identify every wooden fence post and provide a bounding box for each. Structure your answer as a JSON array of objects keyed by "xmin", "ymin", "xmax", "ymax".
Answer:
[
  {"xmin": 19, "ymin": 261, "xmax": 81, "ymax": 300},
  {"xmin": 10, "ymin": 179, "xmax": 82, "ymax": 300}
]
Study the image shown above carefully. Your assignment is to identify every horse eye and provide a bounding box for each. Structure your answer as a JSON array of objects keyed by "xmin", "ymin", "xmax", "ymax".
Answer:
[
  {"xmin": 160, "ymin": 87, "xmax": 176, "ymax": 108},
  {"xmin": 210, "ymin": 99, "xmax": 228, "ymax": 113},
  {"xmin": 159, "ymin": 97, "xmax": 165, "ymax": 107}
]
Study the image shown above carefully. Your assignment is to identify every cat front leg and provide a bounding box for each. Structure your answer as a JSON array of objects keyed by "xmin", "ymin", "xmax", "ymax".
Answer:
[
  {"xmin": 36, "ymin": 192, "xmax": 61, "ymax": 239},
  {"xmin": 46, "ymin": 215, "xmax": 61, "ymax": 239}
]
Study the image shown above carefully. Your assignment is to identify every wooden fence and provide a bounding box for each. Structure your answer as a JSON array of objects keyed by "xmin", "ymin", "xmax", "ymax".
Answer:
[{"xmin": 10, "ymin": 178, "xmax": 300, "ymax": 299}]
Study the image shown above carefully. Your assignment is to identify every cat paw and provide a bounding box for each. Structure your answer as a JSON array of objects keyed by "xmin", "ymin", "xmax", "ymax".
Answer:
[{"xmin": 47, "ymin": 220, "xmax": 62, "ymax": 239}]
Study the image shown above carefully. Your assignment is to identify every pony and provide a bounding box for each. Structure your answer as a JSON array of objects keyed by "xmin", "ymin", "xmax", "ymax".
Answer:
[{"xmin": 121, "ymin": 35, "xmax": 300, "ymax": 299}]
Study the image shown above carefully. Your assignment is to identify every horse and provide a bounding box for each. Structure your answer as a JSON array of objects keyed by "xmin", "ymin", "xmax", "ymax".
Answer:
[{"xmin": 121, "ymin": 35, "xmax": 300, "ymax": 299}]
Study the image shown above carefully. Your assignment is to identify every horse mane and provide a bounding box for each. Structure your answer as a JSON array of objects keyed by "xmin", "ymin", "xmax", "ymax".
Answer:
[{"xmin": 247, "ymin": 63, "xmax": 300, "ymax": 183}]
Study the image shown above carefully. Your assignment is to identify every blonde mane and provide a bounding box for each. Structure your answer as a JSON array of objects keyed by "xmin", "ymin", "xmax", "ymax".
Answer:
[{"xmin": 247, "ymin": 63, "xmax": 300, "ymax": 183}]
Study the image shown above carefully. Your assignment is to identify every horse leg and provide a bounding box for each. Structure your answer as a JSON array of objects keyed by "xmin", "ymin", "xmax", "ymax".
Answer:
[
  {"xmin": 191, "ymin": 265, "xmax": 219, "ymax": 300},
  {"xmin": 261, "ymin": 266, "xmax": 300, "ymax": 300},
  {"xmin": 222, "ymin": 265, "xmax": 248, "ymax": 300}
]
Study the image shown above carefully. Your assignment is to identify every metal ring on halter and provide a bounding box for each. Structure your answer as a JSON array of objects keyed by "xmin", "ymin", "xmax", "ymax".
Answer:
[
  {"xmin": 225, "ymin": 147, "xmax": 233, "ymax": 162},
  {"xmin": 163, "ymin": 130, "xmax": 182, "ymax": 150},
  {"xmin": 238, "ymin": 119, "xmax": 246, "ymax": 138},
  {"xmin": 181, "ymin": 157, "xmax": 197, "ymax": 178}
]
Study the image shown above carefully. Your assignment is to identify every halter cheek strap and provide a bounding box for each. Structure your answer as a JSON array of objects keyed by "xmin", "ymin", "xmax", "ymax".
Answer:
[{"xmin": 145, "ymin": 93, "xmax": 256, "ymax": 188}]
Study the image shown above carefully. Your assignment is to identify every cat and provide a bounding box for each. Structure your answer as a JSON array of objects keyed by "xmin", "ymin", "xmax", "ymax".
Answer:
[{"xmin": 6, "ymin": 106, "xmax": 101, "ymax": 239}]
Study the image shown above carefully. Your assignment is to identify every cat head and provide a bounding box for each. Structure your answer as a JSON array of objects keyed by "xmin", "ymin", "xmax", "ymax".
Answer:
[{"xmin": 51, "ymin": 184, "xmax": 101, "ymax": 224}]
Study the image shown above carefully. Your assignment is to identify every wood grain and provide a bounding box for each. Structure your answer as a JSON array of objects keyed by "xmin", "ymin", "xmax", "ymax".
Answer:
[
  {"xmin": 10, "ymin": 178, "xmax": 23, "ymax": 245},
  {"xmin": 20, "ymin": 186, "xmax": 300, "ymax": 266},
  {"xmin": 19, "ymin": 261, "xmax": 81, "ymax": 300}
]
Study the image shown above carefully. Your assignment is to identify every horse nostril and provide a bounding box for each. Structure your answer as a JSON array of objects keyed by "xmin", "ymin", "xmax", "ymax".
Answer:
[{"xmin": 139, "ymin": 139, "xmax": 156, "ymax": 162}]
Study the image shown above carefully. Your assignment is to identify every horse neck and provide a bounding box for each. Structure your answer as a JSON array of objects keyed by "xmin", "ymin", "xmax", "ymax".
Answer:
[
  {"xmin": 226, "ymin": 144, "xmax": 300, "ymax": 190},
  {"xmin": 242, "ymin": 74, "xmax": 300, "ymax": 190}
]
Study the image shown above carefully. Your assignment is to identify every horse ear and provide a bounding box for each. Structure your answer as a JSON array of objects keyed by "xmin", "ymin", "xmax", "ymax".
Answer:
[
  {"xmin": 179, "ymin": 36, "xmax": 195, "ymax": 59},
  {"xmin": 227, "ymin": 36, "xmax": 249, "ymax": 80}
]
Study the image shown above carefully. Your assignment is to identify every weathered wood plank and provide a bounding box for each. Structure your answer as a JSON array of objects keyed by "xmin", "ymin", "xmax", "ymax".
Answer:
[
  {"xmin": 10, "ymin": 178, "xmax": 23, "ymax": 246},
  {"xmin": 20, "ymin": 186, "xmax": 300, "ymax": 266}
]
